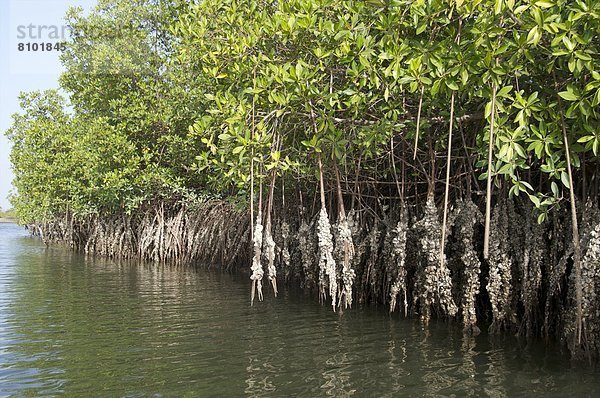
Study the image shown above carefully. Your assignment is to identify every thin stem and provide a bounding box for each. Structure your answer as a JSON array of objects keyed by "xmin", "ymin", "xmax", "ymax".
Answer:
[
  {"xmin": 250, "ymin": 67, "xmax": 256, "ymax": 244},
  {"xmin": 557, "ymin": 89, "xmax": 583, "ymax": 347},
  {"xmin": 413, "ymin": 85, "xmax": 425, "ymax": 160},
  {"xmin": 390, "ymin": 134, "xmax": 403, "ymax": 200},
  {"xmin": 334, "ymin": 162, "xmax": 346, "ymax": 220},
  {"xmin": 318, "ymin": 153, "xmax": 326, "ymax": 210},
  {"xmin": 440, "ymin": 91, "xmax": 455, "ymax": 269},
  {"xmin": 484, "ymin": 84, "xmax": 497, "ymax": 260}
]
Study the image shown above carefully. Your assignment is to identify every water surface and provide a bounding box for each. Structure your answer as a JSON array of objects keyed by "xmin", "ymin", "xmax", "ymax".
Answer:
[{"xmin": 0, "ymin": 222, "xmax": 598, "ymax": 396}]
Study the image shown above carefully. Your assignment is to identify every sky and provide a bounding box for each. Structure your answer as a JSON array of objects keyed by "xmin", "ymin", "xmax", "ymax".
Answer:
[{"xmin": 0, "ymin": 0, "xmax": 96, "ymax": 211}]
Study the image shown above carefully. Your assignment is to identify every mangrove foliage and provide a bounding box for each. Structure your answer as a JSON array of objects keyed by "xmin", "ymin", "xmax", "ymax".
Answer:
[{"xmin": 5, "ymin": 0, "xmax": 600, "ymax": 359}]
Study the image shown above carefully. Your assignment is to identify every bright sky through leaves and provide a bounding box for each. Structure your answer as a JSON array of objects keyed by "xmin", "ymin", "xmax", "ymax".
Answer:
[{"xmin": 0, "ymin": 0, "xmax": 95, "ymax": 210}]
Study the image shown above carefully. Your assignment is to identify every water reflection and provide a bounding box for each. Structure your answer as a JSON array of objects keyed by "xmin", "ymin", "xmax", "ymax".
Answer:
[
  {"xmin": 386, "ymin": 323, "xmax": 409, "ymax": 395},
  {"xmin": 318, "ymin": 317, "xmax": 355, "ymax": 397},
  {"xmin": 1, "ymin": 223, "xmax": 599, "ymax": 397}
]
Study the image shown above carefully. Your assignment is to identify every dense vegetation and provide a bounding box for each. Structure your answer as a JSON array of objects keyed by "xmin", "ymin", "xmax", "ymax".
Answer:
[
  {"xmin": 5, "ymin": 0, "xmax": 599, "ymax": 358},
  {"xmin": 0, "ymin": 208, "xmax": 17, "ymax": 219}
]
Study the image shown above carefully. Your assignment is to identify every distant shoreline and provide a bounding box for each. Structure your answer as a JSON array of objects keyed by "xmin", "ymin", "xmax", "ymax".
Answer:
[{"xmin": 0, "ymin": 218, "xmax": 18, "ymax": 224}]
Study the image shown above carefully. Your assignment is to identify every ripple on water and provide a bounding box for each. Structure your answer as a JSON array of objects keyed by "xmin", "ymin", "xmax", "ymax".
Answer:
[{"xmin": 0, "ymin": 223, "xmax": 599, "ymax": 397}]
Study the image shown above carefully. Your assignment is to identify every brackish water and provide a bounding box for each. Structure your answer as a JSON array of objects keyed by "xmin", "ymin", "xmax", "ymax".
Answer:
[{"xmin": 0, "ymin": 223, "xmax": 598, "ymax": 397}]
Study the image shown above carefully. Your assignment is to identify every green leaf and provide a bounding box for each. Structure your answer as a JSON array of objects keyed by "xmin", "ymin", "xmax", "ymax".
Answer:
[
  {"xmin": 409, "ymin": 81, "xmax": 419, "ymax": 93},
  {"xmin": 558, "ymin": 91, "xmax": 578, "ymax": 101},
  {"xmin": 535, "ymin": 1, "xmax": 554, "ymax": 8},
  {"xmin": 537, "ymin": 212, "xmax": 546, "ymax": 224},
  {"xmin": 514, "ymin": 4, "xmax": 530, "ymax": 14},
  {"xmin": 497, "ymin": 85, "xmax": 513, "ymax": 98},
  {"xmin": 420, "ymin": 76, "xmax": 432, "ymax": 85},
  {"xmin": 494, "ymin": 0, "xmax": 504, "ymax": 14},
  {"xmin": 527, "ymin": 91, "xmax": 539, "ymax": 103},
  {"xmin": 551, "ymin": 181, "xmax": 559, "ymax": 197},
  {"xmin": 562, "ymin": 36, "xmax": 575, "ymax": 52},
  {"xmin": 527, "ymin": 26, "xmax": 541, "ymax": 45},
  {"xmin": 560, "ymin": 171, "xmax": 570, "ymax": 189},
  {"xmin": 334, "ymin": 30, "xmax": 350, "ymax": 40},
  {"xmin": 499, "ymin": 163, "xmax": 515, "ymax": 176},
  {"xmin": 528, "ymin": 194, "xmax": 541, "ymax": 208},
  {"xmin": 295, "ymin": 62, "xmax": 304, "ymax": 79},
  {"xmin": 445, "ymin": 80, "xmax": 459, "ymax": 91},
  {"xmin": 514, "ymin": 143, "xmax": 527, "ymax": 158},
  {"xmin": 578, "ymin": 135, "xmax": 595, "ymax": 143},
  {"xmin": 460, "ymin": 69, "xmax": 469, "ymax": 86},
  {"xmin": 431, "ymin": 80, "xmax": 442, "ymax": 96},
  {"xmin": 521, "ymin": 181, "xmax": 534, "ymax": 191}
]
